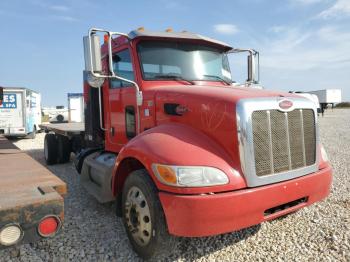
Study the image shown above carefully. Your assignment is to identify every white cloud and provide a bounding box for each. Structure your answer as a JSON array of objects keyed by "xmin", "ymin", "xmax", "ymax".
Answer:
[
  {"xmin": 260, "ymin": 26, "xmax": 350, "ymax": 70},
  {"xmin": 213, "ymin": 24, "xmax": 239, "ymax": 35},
  {"xmin": 50, "ymin": 5, "xmax": 70, "ymax": 12},
  {"xmin": 318, "ymin": 0, "xmax": 350, "ymax": 19},
  {"xmin": 53, "ymin": 15, "xmax": 78, "ymax": 22},
  {"xmin": 291, "ymin": 0, "xmax": 324, "ymax": 5},
  {"xmin": 269, "ymin": 25, "xmax": 287, "ymax": 33}
]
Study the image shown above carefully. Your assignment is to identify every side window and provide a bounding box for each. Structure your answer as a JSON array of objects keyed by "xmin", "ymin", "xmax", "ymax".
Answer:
[
  {"xmin": 125, "ymin": 106, "xmax": 136, "ymax": 139},
  {"xmin": 110, "ymin": 49, "xmax": 135, "ymax": 88}
]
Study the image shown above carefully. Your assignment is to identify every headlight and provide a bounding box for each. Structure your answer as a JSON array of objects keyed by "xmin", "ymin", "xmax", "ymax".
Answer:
[
  {"xmin": 152, "ymin": 164, "xmax": 229, "ymax": 187},
  {"xmin": 321, "ymin": 145, "xmax": 329, "ymax": 162}
]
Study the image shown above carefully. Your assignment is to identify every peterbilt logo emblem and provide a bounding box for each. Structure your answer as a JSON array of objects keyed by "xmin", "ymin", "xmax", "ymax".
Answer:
[{"xmin": 278, "ymin": 100, "xmax": 293, "ymax": 111}]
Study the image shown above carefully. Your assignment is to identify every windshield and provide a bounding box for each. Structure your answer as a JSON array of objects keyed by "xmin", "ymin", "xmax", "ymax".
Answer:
[{"xmin": 137, "ymin": 41, "xmax": 232, "ymax": 83}]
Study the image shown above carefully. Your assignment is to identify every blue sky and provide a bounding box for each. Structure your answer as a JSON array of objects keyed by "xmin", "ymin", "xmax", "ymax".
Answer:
[{"xmin": 0, "ymin": 0, "xmax": 349, "ymax": 106}]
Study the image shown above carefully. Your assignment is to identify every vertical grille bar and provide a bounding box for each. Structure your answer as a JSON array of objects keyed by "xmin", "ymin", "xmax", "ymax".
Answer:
[
  {"xmin": 267, "ymin": 111, "xmax": 274, "ymax": 174},
  {"xmin": 285, "ymin": 112, "xmax": 292, "ymax": 170},
  {"xmin": 299, "ymin": 109, "xmax": 307, "ymax": 166}
]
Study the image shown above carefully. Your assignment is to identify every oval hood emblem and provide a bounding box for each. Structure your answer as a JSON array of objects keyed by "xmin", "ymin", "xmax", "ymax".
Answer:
[{"xmin": 279, "ymin": 100, "xmax": 293, "ymax": 110}]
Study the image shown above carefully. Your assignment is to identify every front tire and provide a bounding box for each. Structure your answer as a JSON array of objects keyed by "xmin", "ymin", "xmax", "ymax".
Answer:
[{"xmin": 122, "ymin": 169, "xmax": 177, "ymax": 260}]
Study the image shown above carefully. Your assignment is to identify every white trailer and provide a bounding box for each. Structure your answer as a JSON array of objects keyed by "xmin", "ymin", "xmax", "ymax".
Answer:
[
  {"xmin": 309, "ymin": 89, "xmax": 342, "ymax": 104},
  {"xmin": 68, "ymin": 93, "xmax": 84, "ymax": 123},
  {"xmin": 309, "ymin": 89, "xmax": 342, "ymax": 115},
  {"xmin": 42, "ymin": 106, "xmax": 69, "ymax": 123},
  {"xmin": 0, "ymin": 88, "xmax": 41, "ymax": 138}
]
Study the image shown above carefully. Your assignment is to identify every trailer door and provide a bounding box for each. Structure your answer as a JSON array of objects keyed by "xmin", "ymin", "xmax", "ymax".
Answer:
[
  {"xmin": 68, "ymin": 95, "xmax": 84, "ymax": 122},
  {"xmin": 0, "ymin": 91, "xmax": 24, "ymax": 132}
]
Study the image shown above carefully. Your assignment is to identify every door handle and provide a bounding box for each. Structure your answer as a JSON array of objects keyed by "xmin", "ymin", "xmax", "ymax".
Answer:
[{"xmin": 110, "ymin": 127, "xmax": 115, "ymax": 136}]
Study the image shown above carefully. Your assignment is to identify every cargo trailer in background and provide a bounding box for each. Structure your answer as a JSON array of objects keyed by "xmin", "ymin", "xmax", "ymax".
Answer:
[
  {"xmin": 0, "ymin": 87, "xmax": 41, "ymax": 138},
  {"xmin": 309, "ymin": 89, "xmax": 342, "ymax": 115},
  {"xmin": 42, "ymin": 106, "xmax": 69, "ymax": 123},
  {"xmin": 68, "ymin": 93, "xmax": 84, "ymax": 123}
]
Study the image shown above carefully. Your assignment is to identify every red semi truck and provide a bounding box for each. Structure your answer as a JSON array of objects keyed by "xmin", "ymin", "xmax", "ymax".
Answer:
[{"xmin": 42, "ymin": 28, "xmax": 332, "ymax": 259}]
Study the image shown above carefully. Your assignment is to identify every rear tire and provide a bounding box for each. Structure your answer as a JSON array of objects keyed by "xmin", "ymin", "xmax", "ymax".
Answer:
[
  {"xmin": 57, "ymin": 135, "xmax": 71, "ymax": 164},
  {"xmin": 122, "ymin": 169, "xmax": 178, "ymax": 260},
  {"xmin": 44, "ymin": 134, "xmax": 58, "ymax": 165}
]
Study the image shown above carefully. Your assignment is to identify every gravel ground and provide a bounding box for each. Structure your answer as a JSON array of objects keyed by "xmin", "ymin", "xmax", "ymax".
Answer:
[{"xmin": 0, "ymin": 109, "xmax": 349, "ymax": 262}]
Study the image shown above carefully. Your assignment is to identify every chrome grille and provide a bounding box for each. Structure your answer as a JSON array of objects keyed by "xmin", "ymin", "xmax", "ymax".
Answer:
[{"xmin": 252, "ymin": 109, "xmax": 316, "ymax": 177}]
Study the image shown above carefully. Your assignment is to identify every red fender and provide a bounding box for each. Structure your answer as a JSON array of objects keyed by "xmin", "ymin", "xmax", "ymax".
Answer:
[{"xmin": 112, "ymin": 123, "xmax": 246, "ymax": 195}]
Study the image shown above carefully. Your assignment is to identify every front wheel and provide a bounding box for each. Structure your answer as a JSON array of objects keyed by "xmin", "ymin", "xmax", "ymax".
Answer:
[{"xmin": 122, "ymin": 169, "xmax": 178, "ymax": 260}]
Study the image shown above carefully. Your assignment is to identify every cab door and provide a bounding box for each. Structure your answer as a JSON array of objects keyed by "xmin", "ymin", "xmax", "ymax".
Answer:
[{"xmin": 105, "ymin": 48, "xmax": 137, "ymax": 152}]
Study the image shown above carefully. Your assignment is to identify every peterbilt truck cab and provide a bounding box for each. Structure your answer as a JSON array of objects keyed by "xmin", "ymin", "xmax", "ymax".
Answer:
[{"xmin": 44, "ymin": 27, "xmax": 332, "ymax": 259}]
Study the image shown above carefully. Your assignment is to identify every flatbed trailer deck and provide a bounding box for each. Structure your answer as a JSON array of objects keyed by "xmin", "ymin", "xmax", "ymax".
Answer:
[
  {"xmin": 0, "ymin": 135, "xmax": 66, "ymax": 248},
  {"xmin": 40, "ymin": 122, "xmax": 85, "ymax": 137}
]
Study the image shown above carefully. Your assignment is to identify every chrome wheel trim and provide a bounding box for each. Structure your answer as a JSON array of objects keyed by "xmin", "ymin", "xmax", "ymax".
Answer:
[{"xmin": 125, "ymin": 186, "xmax": 152, "ymax": 246}]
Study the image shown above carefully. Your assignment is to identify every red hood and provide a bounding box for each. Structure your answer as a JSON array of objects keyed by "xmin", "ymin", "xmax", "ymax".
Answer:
[
  {"xmin": 152, "ymin": 84, "xmax": 301, "ymax": 175},
  {"xmin": 151, "ymin": 84, "xmax": 299, "ymax": 103}
]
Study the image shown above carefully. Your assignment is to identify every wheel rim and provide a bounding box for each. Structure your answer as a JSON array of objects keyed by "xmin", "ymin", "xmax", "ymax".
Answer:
[
  {"xmin": 44, "ymin": 138, "xmax": 48, "ymax": 160},
  {"xmin": 125, "ymin": 186, "xmax": 152, "ymax": 246}
]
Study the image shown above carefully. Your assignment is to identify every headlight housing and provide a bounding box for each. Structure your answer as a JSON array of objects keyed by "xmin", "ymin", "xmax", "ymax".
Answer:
[{"xmin": 152, "ymin": 164, "xmax": 229, "ymax": 187}]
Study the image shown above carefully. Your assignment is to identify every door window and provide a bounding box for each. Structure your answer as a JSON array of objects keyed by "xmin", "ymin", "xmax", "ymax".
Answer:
[{"xmin": 110, "ymin": 49, "xmax": 135, "ymax": 88}]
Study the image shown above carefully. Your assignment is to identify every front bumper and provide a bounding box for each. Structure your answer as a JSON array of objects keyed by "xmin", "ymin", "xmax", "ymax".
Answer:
[{"xmin": 159, "ymin": 166, "xmax": 332, "ymax": 237}]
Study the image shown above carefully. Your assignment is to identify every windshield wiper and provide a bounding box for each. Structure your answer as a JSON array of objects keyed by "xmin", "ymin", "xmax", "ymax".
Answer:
[
  {"xmin": 202, "ymin": 74, "xmax": 232, "ymax": 85},
  {"xmin": 153, "ymin": 74, "xmax": 195, "ymax": 85}
]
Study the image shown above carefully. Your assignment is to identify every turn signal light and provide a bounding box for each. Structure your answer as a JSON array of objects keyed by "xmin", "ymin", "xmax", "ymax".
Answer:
[
  {"xmin": 38, "ymin": 216, "xmax": 61, "ymax": 237},
  {"xmin": 0, "ymin": 224, "xmax": 23, "ymax": 246},
  {"xmin": 155, "ymin": 165, "xmax": 177, "ymax": 184}
]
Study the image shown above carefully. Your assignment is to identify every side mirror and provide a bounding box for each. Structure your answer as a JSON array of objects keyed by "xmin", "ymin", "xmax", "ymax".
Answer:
[
  {"xmin": 83, "ymin": 34, "xmax": 102, "ymax": 75},
  {"xmin": 0, "ymin": 87, "xmax": 3, "ymax": 106},
  {"xmin": 247, "ymin": 54, "xmax": 254, "ymax": 83},
  {"xmin": 229, "ymin": 48, "xmax": 260, "ymax": 85},
  {"xmin": 83, "ymin": 28, "xmax": 143, "ymax": 106}
]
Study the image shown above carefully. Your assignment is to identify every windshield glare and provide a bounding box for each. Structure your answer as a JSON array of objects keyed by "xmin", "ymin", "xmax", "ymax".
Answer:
[{"xmin": 137, "ymin": 41, "xmax": 232, "ymax": 82}]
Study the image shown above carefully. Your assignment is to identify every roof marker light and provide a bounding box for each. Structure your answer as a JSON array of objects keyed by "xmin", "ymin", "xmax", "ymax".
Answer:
[{"xmin": 104, "ymin": 34, "xmax": 109, "ymax": 43}]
